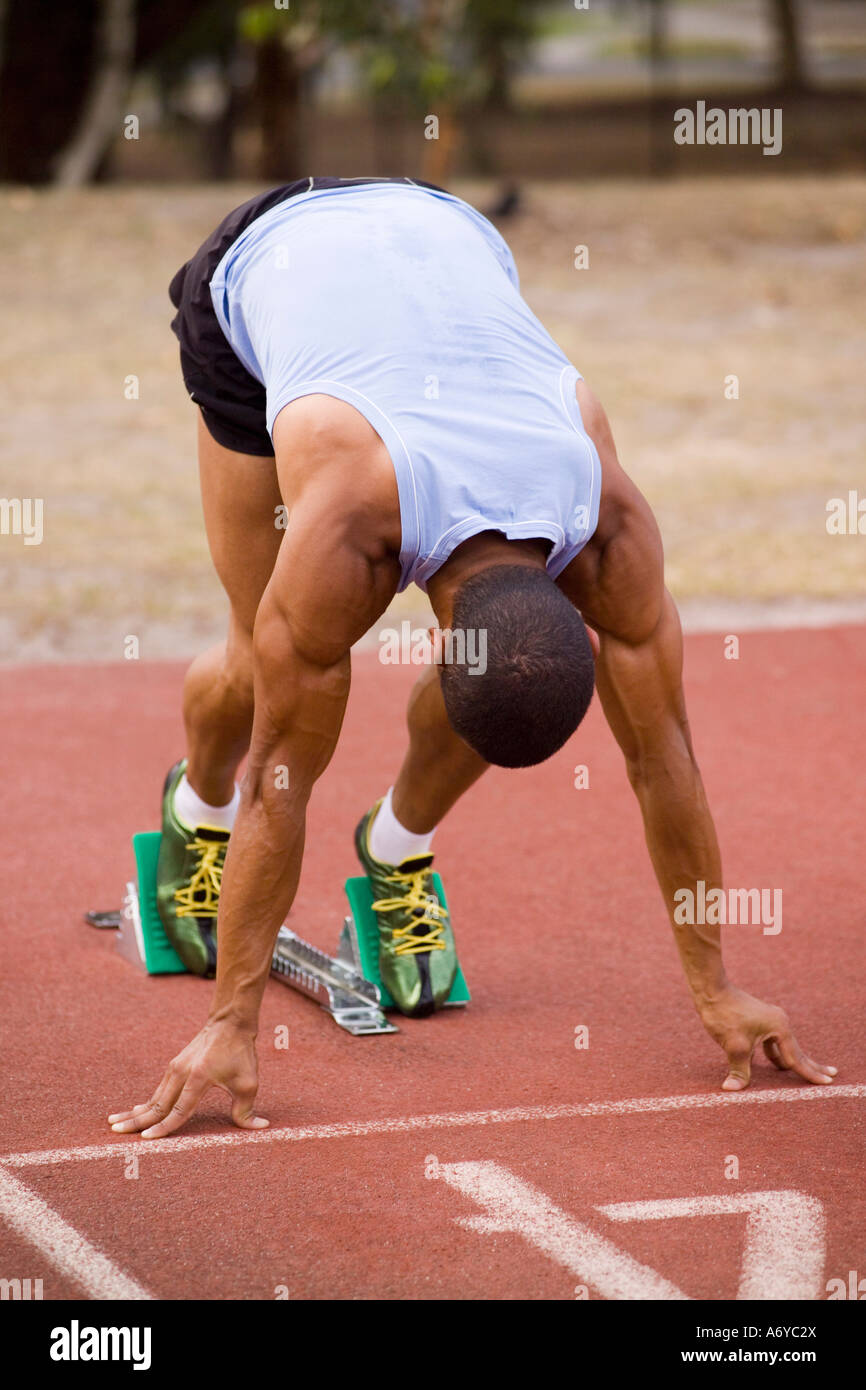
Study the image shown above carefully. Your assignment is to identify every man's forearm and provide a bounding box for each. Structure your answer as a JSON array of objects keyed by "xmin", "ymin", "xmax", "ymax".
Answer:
[
  {"xmin": 631, "ymin": 754, "xmax": 729, "ymax": 1005},
  {"xmin": 204, "ymin": 597, "xmax": 352, "ymax": 1030},
  {"xmin": 208, "ymin": 780, "xmax": 309, "ymax": 1031}
]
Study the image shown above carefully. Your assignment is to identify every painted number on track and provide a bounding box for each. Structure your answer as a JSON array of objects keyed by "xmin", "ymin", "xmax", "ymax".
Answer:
[{"xmin": 430, "ymin": 1160, "xmax": 825, "ymax": 1300}]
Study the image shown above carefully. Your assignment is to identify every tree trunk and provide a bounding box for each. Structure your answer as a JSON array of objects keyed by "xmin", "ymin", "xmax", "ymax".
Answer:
[
  {"xmin": 481, "ymin": 39, "xmax": 512, "ymax": 113},
  {"xmin": 254, "ymin": 35, "xmax": 304, "ymax": 182},
  {"xmin": 53, "ymin": 0, "xmax": 136, "ymax": 186},
  {"xmin": 422, "ymin": 107, "xmax": 459, "ymax": 184},
  {"xmin": 648, "ymin": 0, "xmax": 668, "ymax": 72},
  {"xmin": 0, "ymin": 0, "xmax": 99, "ymax": 183},
  {"xmin": 419, "ymin": 0, "xmax": 464, "ymax": 183},
  {"xmin": 201, "ymin": 53, "xmax": 238, "ymax": 181},
  {"xmin": 771, "ymin": 0, "xmax": 806, "ymax": 91},
  {"xmin": 648, "ymin": 0, "xmax": 674, "ymax": 178}
]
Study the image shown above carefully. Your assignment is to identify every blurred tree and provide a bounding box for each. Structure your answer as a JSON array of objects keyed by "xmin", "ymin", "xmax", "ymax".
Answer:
[
  {"xmin": 55, "ymin": 0, "xmax": 137, "ymax": 187},
  {"xmin": 148, "ymin": 1, "xmax": 246, "ymax": 180},
  {"xmin": 647, "ymin": 0, "xmax": 669, "ymax": 74},
  {"xmin": 0, "ymin": 0, "xmax": 218, "ymax": 183},
  {"xmin": 340, "ymin": 0, "xmax": 548, "ymax": 181},
  {"xmin": 647, "ymin": 0, "xmax": 673, "ymax": 180},
  {"xmin": 416, "ymin": 0, "xmax": 467, "ymax": 183},
  {"xmin": 235, "ymin": 0, "xmax": 474, "ymax": 181},
  {"xmin": 770, "ymin": 0, "xmax": 806, "ymax": 90},
  {"xmin": 0, "ymin": 0, "xmax": 565, "ymax": 186},
  {"xmin": 238, "ymin": 2, "xmax": 328, "ymax": 180},
  {"xmin": 236, "ymin": 0, "xmax": 470, "ymax": 180},
  {"xmin": 0, "ymin": 0, "xmax": 100, "ymax": 182},
  {"xmin": 463, "ymin": 0, "xmax": 547, "ymax": 113}
]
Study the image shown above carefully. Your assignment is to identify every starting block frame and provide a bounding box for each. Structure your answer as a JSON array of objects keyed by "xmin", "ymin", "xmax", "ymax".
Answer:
[{"xmin": 85, "ymin": 831, "xmax": 470, "ymax": 1036}]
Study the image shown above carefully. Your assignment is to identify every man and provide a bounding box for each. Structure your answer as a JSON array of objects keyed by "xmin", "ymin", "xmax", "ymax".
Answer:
[{"xmin": 108, "ymin": 176, "xmax": 834, "ymax": 1141}]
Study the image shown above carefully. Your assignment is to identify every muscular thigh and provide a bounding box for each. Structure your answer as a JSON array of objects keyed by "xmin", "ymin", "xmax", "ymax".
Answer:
[{"xmin": 196, "ymin": 412, "xmax": 284, "ymax": 634}]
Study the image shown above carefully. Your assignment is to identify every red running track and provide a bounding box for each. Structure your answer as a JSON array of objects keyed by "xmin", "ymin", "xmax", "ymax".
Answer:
[{"xmin": 0, "ymin": 627, "xmax": 864, "ymax": 1300}]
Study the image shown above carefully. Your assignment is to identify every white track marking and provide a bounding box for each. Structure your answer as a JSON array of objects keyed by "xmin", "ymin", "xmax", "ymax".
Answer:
[
  {"xmin": 2, "ymin": 1083, "xmax": 863, "ymax": 1170},
  {"xmin": 0, "ymin": 1166, "xmax": 152, "ymax": 1300},
  {"xmin": 597, "ymin": 1191, "xmax": 825, "ymax": 1301},
  {"xmin": 440, "ymin": 1161, "xmax": 690, "ymax": 1300}
]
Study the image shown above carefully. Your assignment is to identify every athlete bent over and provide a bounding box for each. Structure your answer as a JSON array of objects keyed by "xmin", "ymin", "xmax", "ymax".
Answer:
[{"xmin": 108, "ymin": 177, "xmax": 835, "ymax": 1140}]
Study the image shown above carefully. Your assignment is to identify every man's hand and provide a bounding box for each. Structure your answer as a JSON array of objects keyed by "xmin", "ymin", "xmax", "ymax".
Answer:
[
  {"xmin": 107, "ymin": 1019, "xmax": 268, "ymax": 1139},
  {"xmin": 698, "ymin": 984, "xmax": 837, "ymax": 1091}
]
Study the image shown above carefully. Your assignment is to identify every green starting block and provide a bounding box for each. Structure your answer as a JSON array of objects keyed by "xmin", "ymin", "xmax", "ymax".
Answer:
[
  {"xmin": 129, "ymin": 831, "xmax": 186, "ymax": 973},
  {"xmin": 85, "ymin": 833, "xmax": 469, "ymax": 1035},
  {"xmin": 84, "ymin": 832, "xmax": 185, "ymax": 974}
]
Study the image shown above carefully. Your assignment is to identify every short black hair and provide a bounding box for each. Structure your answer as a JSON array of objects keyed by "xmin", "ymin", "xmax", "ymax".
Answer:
[{"xmin": 439, "ymin": 564, "xmax": 595, "ymax": 768}]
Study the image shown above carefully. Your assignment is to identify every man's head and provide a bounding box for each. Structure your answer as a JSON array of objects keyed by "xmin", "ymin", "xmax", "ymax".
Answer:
[{"xmin": 437, "ymin": 564, "xmax": 595, "ymax": 768}]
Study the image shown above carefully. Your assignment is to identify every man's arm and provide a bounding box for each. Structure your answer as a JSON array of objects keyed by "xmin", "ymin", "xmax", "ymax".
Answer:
[
  {"xmin": 593, "ymin": 588, "xmax": 836, "ymax": 1089},
  {"xmin": 109, "ymin": 493, "xmax": 400, "ymax": 1138},
  {"xmin": 565, "ymin": 378, "xmax": 834, "ymax": 1090}
]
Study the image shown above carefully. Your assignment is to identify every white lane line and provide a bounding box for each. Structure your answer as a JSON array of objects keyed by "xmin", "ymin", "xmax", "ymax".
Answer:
[
  {"xmin": 442, "ymin": 1161, "xmax": 690, "ymax": 1300},
  {"xmin": 0, "ymin": 1166, "xmax": 153, "ymax": 1300},
  {"xmin": 597, "ymin": 1191, "xmax": 826, "ymax": 1301},
  {"xmin": 2, "ymin": 1083, "xmax": 863, "ymax": 1171}
]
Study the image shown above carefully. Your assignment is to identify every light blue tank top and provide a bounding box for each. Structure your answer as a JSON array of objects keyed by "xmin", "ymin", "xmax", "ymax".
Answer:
[{"xmin": 210, "ymin": 182, "xmax": 601, "ymax": 592}]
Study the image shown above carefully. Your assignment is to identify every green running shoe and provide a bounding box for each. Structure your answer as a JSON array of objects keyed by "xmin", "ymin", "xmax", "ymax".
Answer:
[
  {"xmin": 354, "ymin": 800, "xmax": 457, "ymax": 1017},
  {"xmin": 156, "ymin": 759, "xmax": 229, "ymax": 977}
]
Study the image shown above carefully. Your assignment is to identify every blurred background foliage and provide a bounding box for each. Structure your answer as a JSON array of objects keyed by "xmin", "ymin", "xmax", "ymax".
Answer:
[{"xmin": 0, "ymin": 0, "xmax": 864, "ymax": 186}]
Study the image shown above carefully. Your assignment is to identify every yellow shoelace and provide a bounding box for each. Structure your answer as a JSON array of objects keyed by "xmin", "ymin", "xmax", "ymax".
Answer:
[
  {"xmin": 174, "ymin": 837, "xmax": 226, "ymax": 919},
  {"xmin": 372, "ymin": 866, "xmax": 448, "ymax": 956}
]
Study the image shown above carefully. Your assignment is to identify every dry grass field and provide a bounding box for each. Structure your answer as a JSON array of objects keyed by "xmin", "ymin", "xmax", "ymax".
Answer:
[{"xmin": 1, "ymin": 175, "xmax": 864, "ymax": 662}]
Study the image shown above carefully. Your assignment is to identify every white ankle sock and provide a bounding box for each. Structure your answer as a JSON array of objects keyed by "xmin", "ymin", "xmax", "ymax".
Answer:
[
  {"xmin": 174, "ymin": 772, "xmax": 240, "ymax": 832},
  {"xmin": 367, "ymin": 787, "xmax": 435, "ymax": 865}
]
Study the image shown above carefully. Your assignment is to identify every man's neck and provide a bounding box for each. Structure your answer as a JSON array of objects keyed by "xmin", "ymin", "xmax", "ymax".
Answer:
[{"xmin": 428, "ymin": 532, "xmax": 550, "ymax": 628}]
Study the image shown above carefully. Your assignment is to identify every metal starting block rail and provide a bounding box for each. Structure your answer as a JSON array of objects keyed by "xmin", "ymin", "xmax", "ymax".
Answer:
[
  {"xmin": 271, "ymin": 922, "xmax": 397, "ymax": 1035},
  {"xmin": 85, "ymin": 831, "xmax": 469, "ymax": 1037}
]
